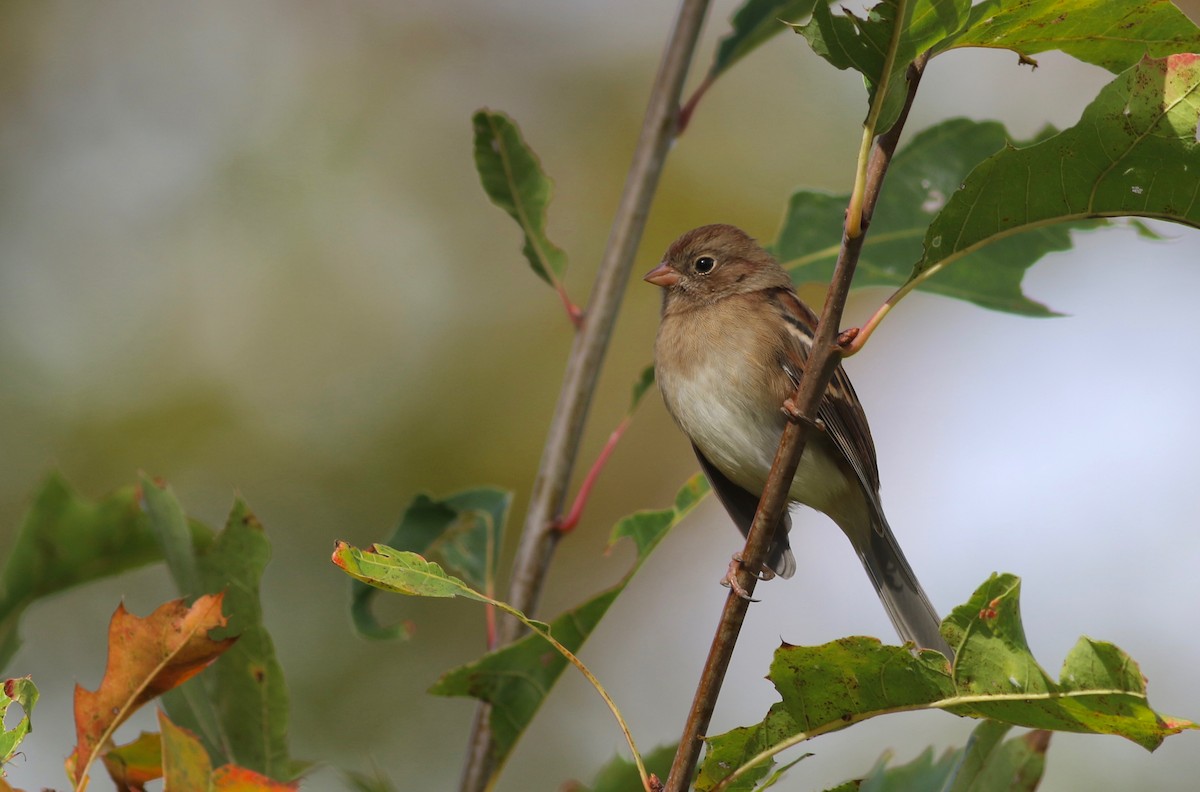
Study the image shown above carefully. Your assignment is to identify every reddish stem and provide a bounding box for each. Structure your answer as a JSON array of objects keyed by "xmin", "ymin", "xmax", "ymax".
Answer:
[
  {"xmin": 555, "ymin": 416, "xmax": 632, "ymax": 534},
  {"xmin": 676, "ymin": 73, "xmax": 713, "ymax": 135},
  {"xmin": 556, "ymin": 281, "xmax": 584, "ymax": 329}
]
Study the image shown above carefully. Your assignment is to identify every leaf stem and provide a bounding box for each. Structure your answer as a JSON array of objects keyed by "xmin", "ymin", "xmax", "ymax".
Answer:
[
  {"xmin": 846, "ymin": 0, "xmax": 909, "ymax": 239},
  {"xmin": 555, "ymin": 415, "xmax": 632, "ymax": 534},
  {"xmin": 458, "ymin": 3, "xmax": 712, "ymax": 789}
]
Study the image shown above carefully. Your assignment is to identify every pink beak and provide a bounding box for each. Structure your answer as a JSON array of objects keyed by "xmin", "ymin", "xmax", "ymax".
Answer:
[{"xmin": 643, "ymin": 261, "xmax": 680, "ymax": 287}]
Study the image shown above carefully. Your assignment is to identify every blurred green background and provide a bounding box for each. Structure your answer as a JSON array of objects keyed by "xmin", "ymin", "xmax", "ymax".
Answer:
[{"xmin": 3, "ymin": 1, "xmax": 1200, "ymax": 789}]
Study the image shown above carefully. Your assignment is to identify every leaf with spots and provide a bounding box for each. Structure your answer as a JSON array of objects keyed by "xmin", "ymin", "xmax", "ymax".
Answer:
[
  {"xmin": 0, "ymin": 677, "xmax": 37, "ymax": 769},
  {"xmin": 934, "ymin": 0, "xmax": 1200, "ymax": 72},
  {"xmin": 65, "ymin": 595, "xmax": 235, "ymax": 791},
  {"xmin": 696, "ymin": 573, "xmax": 1194, "ymax": 790},
  {"xmin": 161, "ymin": 499, "xmax": 309, "ymax": 782},
  {"xmin": 905, "ymin": 54, "xmax": 1200, "ymax": 307}
]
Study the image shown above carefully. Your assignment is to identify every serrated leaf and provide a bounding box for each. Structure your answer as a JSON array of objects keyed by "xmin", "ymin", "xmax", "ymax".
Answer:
[
  {"xmin": 911, "ymin": 55, "xmax": 1200, "ymax": 297},
  {"xmin": 775, "ymin": 117, "xmax": 1083, "ymax": 315},
  {"xmin": 0, "ymin": 475, "xmax": 213, "ymax": 673},
  {"xmin": 697, "ymin": 573, "xmax": 1193, "ymax": 789},
  {"xmin": 795, "ymin": 0, "xmax": 972, "ymax": 132},
  {"xmin": 710, "ymin": 0, "xmax": 818, "ymax": 79},
  {"xmin": 425, "ymin": 476, "xmax": 709, "ymax": 781},
  {"xmin": 66, "ymin": 595, "xmax": 235, "ymax": 789},
  {"xmin": 936, "ymin": 0, "xmax": 1200, "ymax": 72},
  {"xmin": 350, "ymin": 488, "xmax": 510, "ymax": 640},
  {"xmin": 163, "ymin": 500, "xmax": 308, "ymax": 782},
  {"xmin": 0, "ymin": 677, "xmax": 37, "ymax": 767},
  {"xmin": 472, "ymin": 109, "xmax": 568, "ymax": 287}
]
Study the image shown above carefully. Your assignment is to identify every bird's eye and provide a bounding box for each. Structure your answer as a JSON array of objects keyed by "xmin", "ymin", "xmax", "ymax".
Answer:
[{"xmin": 694, "ymin": 256, "xmax": 716, "ymax": 274}]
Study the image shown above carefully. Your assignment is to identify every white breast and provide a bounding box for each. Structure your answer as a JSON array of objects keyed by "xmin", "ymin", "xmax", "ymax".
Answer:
[{"xmin": 657, "ymin": 344, "xmax": 849, "ymax": 517}]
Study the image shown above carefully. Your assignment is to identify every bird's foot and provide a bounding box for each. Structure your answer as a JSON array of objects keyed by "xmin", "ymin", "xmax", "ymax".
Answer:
[
  {"xmin": 781, "ymin": 399, "xmax": 826, "ymax": 431},
  {"xmin": 720, "ymin": 553, "xmax": 774, "ymax": 600}
]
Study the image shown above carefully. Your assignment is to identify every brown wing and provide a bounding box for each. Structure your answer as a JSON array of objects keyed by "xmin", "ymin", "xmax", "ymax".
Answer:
[{"xmin": 763, "ymin": 287, "xmax": 884, "ymax": 503}]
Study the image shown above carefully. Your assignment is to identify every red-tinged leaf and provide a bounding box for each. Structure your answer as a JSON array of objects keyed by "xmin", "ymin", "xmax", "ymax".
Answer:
[
  {"xmin": 102, "ymin": 731, "xmax": 163, "ymax": 792},
  {"xmin": 211, "ymin": 764, "xmax": 300, "ymax": 790},
  {"xmin": 66, "ymin": 595, "xmax": 236, "ymax": 789},
  {"xmin": 159, "ymin": 711, "xmax": 211, "ymax": 792},
  {"xmin": 0, "ymin": 677, "xmax": 37, "ymax": 767}
]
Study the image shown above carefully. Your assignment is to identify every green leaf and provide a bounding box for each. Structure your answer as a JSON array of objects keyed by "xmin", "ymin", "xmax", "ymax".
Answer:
[
  {"xmin": 847, "ymin": 720, "xmax": 1047, "ymax": 791},
  {"xmin": 629, "ymin": 365, "xmax": 656, "ymax": 412},
  {"xmin": 775, "ymin": 117, "xmax": 1084, "ymax": 315},
  {"xmin": 425, "ymin": 476, "xmax": 710, "ymax": 780},
  {"xmin": 695, "ymin": 708, "xmax": 806, "ymax": 791},
  {"xmin": 936, "ymin": 0, "xmax": 1200, "ymax": 72},
  {"xmin": 911, "ymin": 55, "xmax": 1200, "ymax": 299},
  {"xmin": 0, "ymin": 677, "xmax": 37, "ymax": 765},
  {"xmin": 0, "ymin": 474, "xmax": 213, "ymax": 673},
  {"xmin": 141, "ymin": 473, "xmax": 202, "ymax": 597},
  {"xmin": 343, "ymin": 767, "xmax": 398, "ymax": 792},
  {"xmin": 943, "ymin": 721, "xmax": 1048, "ymax": 792},
  {"xmin": 710, "ymin": 0, "xmax": 818, "ymax": 80},
  {"xmin": 102, "ymin": 731, "xmax": 164, "ymax": 792},
  {"xmin": 164, "ymin": 500, "xmax": 308, "ymax": 781},
  {"xmin": 573, "ymin": 744, "xmax": 678, "ymax": 792},
  {"xmin": 795, "ymin": 0, "xmax": 973, "ymax": 132},
  {"xmin": 697, "ymin": 573, "xmax": 1193, "ymax": 789},
  {"xmin": 472, "ymin": 109, "xmax": 568, "ymax": 287},
  {"xmin": 349, "ymin": 488, "xmax": 511, "ymax": 640}
]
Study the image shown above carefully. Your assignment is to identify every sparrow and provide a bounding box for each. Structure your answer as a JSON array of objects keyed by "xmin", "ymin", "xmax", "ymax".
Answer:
[{"xmin": 645, "ymin": 223, "xmax": 950, "ymax": 655}]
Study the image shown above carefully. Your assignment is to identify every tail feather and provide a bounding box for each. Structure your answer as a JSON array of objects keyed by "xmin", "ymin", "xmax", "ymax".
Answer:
[{"xmin": 857, "ymin": 525, "xmax": 953, "ymax": 659}]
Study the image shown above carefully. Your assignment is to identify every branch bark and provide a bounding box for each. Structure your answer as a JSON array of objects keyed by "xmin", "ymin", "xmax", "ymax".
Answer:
[
  {"xmin": 665, "ymin": 54, "xmax": 930, "ymax": 792},
  {"xmin": 458, "ymin": 3, "xmax": 712, "ymax": 790}
]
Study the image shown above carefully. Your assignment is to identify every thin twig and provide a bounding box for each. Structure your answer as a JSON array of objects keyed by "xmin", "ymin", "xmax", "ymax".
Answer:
[
  {"xmin": 664, "ymin": 53, "xmax": 930, "ymax": 792},
  {"xmin": 555, "ymin": 415, "xmax": 632, "ymax": 534},
  {"xmin": 458, "ymin": 3, "xmax": 712, "ymax": 790}
]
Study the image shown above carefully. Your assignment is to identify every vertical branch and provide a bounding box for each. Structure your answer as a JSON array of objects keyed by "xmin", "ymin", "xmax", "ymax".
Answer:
[
  {"xmin": 665, "ymin": 55, "xmax": 929, "ymax": 792},
  {"xmin": 458, "ymin": 3, "xmax": 712, "ymax": 790}
]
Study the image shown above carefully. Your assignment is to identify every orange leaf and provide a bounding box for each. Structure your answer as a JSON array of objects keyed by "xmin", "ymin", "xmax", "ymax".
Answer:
[
  {"xmin": 211, "ymin": 764, "xmax": 300, "ymax": 790},
  {"xmin": 66, "ymin": 594, "xmax": 236, "ymax": 790}
]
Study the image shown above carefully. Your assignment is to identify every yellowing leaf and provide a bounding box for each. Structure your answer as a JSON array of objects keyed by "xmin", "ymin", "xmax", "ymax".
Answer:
[
  {"xmin": 159, "ymin": 711, "xmax": 211, "ymax": 792},
  {"xmin": 66, "ymin": 595, "xmax": 236, "ymax": 790},
  {"xmin": 102, "ymin": 731, "xmax": 162, "ymax": 791}
]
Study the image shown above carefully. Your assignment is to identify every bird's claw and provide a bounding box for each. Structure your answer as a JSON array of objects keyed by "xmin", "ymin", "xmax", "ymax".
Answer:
[
  {"xmin": 720, "ymin": 553, "xmax": 774, "ymax": 601},
  {"xmin": 781, "ymin": 399, "xmax": 826, "ymax": 431}
]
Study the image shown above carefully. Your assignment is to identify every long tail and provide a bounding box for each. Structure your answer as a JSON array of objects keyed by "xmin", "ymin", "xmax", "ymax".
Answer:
[{"xmin": 856, "ymin": 523, "xmax": 953, "ymax": 659}]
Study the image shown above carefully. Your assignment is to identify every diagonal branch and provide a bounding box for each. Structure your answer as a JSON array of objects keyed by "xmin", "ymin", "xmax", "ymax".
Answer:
[
  {"xmin": 458, "ymin": 3, "xmax": 713, "ymax": 790},
  {"xmin": 664, "ymin": 52, "xmax": 930, "ymax": 792}
]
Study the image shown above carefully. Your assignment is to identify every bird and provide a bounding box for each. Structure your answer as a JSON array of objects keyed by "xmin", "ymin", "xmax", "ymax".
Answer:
[{"xmin": 645, "ymin": 223, "xmax": 950, "ymax": 656}]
